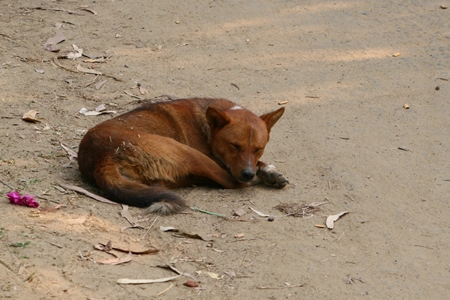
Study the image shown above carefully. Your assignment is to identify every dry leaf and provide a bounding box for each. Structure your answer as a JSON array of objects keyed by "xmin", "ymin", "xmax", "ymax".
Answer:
[
  {"xmin": 96, "ymin": 242, "xmax": 159, "ymax": 255},
  {"xmin": 117, "ymin": 275, "xmax": 180, "ymax": 285},
  {"xmin": 95, "ymin": 104, "xmax": 106, "ymax": 112},
  {"xmin": 44, "ymin": 32, "xmax": 66, "ymax": 52},
  {"xmin": 173, "ymin": 231, "xmax": 214, "ymax": 241},
  {"xmin": 120, "ymin": 205, "xmax": 144, "ymax": 228},
  {"xmin": 159, "ymin": 226, "xmax": 214, "ymax": 241},
  {"xmin": 84, "ymin": 110, "xmax": 117, "ymax": 116},
  {"xmin": 79, "ymin": 107, "xmax": 117, "ymax": 116},
  {"xmin": 160, "ymin": 226, "xmax": 177, "ymax": 232},
  {"xmin": 22, "ymin": 110, "xmax": 42, "ymax": 123},
  {"xmin": 97, "ymin": 252, "xmax": 133, "ymax": 265},
  {"xmin": 80, "ymin": 7, "xmax": 98, "ymax": 15},
  {"xmin": 249, "ymin": 207, "xmax": 270, "ymax": 217},
  {"xmin": 67, "ymin": 44, "xmax": 83, "ymax": 59},
  {"xmin": 326, "ymin": 211, "xmax": 348, "ymax": 229},
  {"xmin": 95, "ymin": 241, "xmax": 113, "ymax": 252}
]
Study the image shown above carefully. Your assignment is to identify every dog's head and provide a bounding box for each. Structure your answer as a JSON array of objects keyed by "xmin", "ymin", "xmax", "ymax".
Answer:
[{"xmin": 206, "ymin": 105, "xmax": 284, "ymax": 183}]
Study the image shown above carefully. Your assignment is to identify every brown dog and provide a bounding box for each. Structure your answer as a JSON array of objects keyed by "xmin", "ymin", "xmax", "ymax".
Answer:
[{"xmin": 78, "ymin": 98, "xmax": 288, "ymax": 214}]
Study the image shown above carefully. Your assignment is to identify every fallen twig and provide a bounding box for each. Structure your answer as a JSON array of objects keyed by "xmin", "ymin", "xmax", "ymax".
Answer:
[
  {"xmin": 32, "ymin": 6, "xmax": 80, "ymax": 15},
  {"xmin": 49, "ymin": 242, "xmax": 63, "ymax": 249},
  {"xmin": 52, "ymin": 57, "xmax": 123, "ymax": 81},
  {"xmin": 124, "ymin": 90, "xmax": 144, "ymax": 100},
  {"xmin": 140, "ymin": 216, "xmax": 159, "ymax": 240},
  {"xmin": 117, "ymin": 275, "xmax": 181, "ymax": 285},
  {"xmin": 120, "ymin": 204, "xmax": 143, "ymax": 228},
  {"xmin": 59, "ymin": 183, "xmax": 117, "ymax": 205},
  {"xmin": 0, "ymin": 178, "xmax": 14, "ymax": 190}
]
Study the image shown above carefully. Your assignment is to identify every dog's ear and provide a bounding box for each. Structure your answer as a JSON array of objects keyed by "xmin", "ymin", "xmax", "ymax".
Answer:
[
  {"xmin": 206, "ymin": 107, "xmax": 230, "ymax": 130},
  {"xmin": 260, "ymin": 107, "xmax": 285, "ymax": 131}
]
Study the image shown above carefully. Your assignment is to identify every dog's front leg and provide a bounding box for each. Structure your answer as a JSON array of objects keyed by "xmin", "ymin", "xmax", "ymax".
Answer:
[{"xmin": 256, "ymin": 161, "xmax": 289, "ymax": 188}]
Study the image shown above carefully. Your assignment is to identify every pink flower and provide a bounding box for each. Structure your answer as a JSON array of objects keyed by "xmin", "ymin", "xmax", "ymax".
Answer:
[
  {"xmin": 7, "ymin": 191, "xmax": 39, "ymax": 208},
  {"xmin": 21, "ymin": 194, "xmax": 39, "ymax": 208},
  {"xmin": 7, "ymin": 191, "xmax": 22, "ymax": 205}
]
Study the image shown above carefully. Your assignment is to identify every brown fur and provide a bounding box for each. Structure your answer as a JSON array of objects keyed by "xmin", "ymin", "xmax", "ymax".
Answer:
[{"xmin": 77, "ymin": 98, "xmax": 288, "ymax": 215}]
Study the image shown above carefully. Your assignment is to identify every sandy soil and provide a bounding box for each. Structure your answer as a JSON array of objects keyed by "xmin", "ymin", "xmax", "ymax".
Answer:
[{"xmin": 1, "ymin": 0, "xmax": 449, "ymax": 299}]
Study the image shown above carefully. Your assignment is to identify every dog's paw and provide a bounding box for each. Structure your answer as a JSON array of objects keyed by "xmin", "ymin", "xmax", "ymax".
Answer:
[{"xmin": 258, "ymin": 165, "xmax": 289, "ymax": 188}]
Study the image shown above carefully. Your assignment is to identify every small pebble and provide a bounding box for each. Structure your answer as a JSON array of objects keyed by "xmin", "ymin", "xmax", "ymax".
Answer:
[
  {"xmin": 435, "ymin": 86, "xmax": 440, "ymax": 90},
  {"xmin": 268, "ymin": 217, "xmax": 274, "ymax": 222}
]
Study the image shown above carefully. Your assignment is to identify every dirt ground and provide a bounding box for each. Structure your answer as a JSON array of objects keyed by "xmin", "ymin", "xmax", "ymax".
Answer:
[{"xmin": 1, "ymin": 0, "xmax": 449, "ymax": 299}]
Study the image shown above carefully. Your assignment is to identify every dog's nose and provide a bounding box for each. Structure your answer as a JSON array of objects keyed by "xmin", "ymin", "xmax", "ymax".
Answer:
[{"xmin": 241, "ymin": 169, "xmax": 255, "ymax": 181}]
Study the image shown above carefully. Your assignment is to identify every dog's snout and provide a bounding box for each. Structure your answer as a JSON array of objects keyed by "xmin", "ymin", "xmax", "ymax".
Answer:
[{"xmin": 241, "ymin": 169, "xmax": 255, "ymax": 181}]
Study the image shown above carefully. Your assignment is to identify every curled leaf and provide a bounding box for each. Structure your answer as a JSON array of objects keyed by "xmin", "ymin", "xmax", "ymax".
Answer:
[
  {"xmin": 22, "ymin": 110, "xmax": 42, "ymax": 123},
  {"xmin": 326, "ymin": 211, "xmax": 348, "ymax": 229},
  {"xmin": 117, "ymin": 275, "xmax": 180, "ymax": 285}
]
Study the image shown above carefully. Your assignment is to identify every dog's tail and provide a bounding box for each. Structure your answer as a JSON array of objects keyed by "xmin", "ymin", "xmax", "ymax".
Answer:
[{"xmin": 92, "ymin": 164, "xmax": 188, "ymax": 215}]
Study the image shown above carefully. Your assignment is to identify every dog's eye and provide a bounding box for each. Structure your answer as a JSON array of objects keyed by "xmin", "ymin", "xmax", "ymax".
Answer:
[
  {"xmin": 254, "ymin": 148, "xmax": 262, "ymax": 154},
  {"xmin": 231, "ymin": 143, "xmax": 242, "ymax": 151}
]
